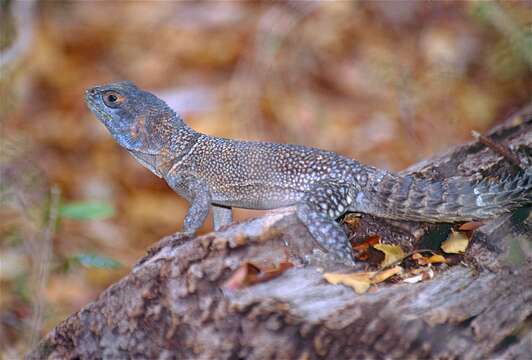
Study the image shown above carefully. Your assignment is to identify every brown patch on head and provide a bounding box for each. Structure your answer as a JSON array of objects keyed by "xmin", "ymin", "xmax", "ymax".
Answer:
[
  {"xmin": 130, "ymin": 116, "xmax": 151, "ymax": 151},
  {"xmin": 130, "ymin": 116, "xmax": 145, "ymax": 139}
]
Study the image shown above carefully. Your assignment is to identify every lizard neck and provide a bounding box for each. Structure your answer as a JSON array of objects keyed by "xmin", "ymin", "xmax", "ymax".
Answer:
[{"xmin": 155, "ymin": 124, "xmax": 202, "ymax": 176}]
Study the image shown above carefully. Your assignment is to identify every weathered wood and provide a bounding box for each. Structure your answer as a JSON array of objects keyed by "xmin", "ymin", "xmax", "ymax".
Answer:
[{"xmin": 28, "ymin": 105, "xmax": 532, "ymax": 360}]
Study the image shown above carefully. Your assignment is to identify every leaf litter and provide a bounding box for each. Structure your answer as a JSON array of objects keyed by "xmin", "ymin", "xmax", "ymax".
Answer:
[{"xmin": 324, "ymin": 227, "xmax": 473, "ymax": 293}]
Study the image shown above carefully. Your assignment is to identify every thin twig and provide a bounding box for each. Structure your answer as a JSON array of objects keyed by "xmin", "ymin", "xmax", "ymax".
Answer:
[
  {"xmin": 380, "ymin": 248, "xmax": 442, "ymax": 270},
  {"xmin": 471, "ymin": 130, "xmax": 523, "ymax": 169},
  {"xmin": 29, "ymin": 185, "xmax": 60, "ymax": 349},
  {"xmin": 0, "ymin": 0, "xmax": 36, "ymax": 68}
]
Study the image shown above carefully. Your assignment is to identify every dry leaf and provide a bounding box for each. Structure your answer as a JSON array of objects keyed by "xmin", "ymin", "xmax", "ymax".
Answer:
[
  {"xmin": 412, "ymin": 253, "xmax": 447, "ymax": 265},
  {"xmin": 411, "ymin": 252, "xmax": 427, "ymax": 265},
  {"xmin": 258, "ymin": 261, "xmax": 293, "ymax": 281},
  {"xmin": 352, "ymin": 234, "xmax": 380, "ymax": 253},
  {"xmin": 441, "ymin": 230, "xmax": 469, "ymax": 254},
  {"xmin": 371, "ymin": 266, "xmax": 403, "ymax": 283},
  {"xmin": 403, "ymin": 268, "xmax": 434, "ymax": 283},
  {"xmin": 459, "ymin": 221, "xmax": 484, "ymax": 231},
  {"xmin": 323, "ymin": 272, "xmax": 375, "ymax": 294},
  {"xmin": 424, "ymin": 268, "xmax": 435, "ymax": 280},
  {"xmin": 223, "ymin": 262, "xmax": 260, "ymax": 290},
  {"xmin": 427, "ymin": 254, "xmax": 447, "ymax": 264},
  {"xmin": 352, "ymin": 234, "xmax": 381, "ymax": 262},
  {"xmin": 403, "ymin": 274, "xmax": 424, "ymax": 284},
  {"xmin": 373, "ymin": 244, "xmax": 406, "ymax": 267},
  {"xmin": 223, "ymin": 261, "xmax": 293, "ymax": 290},
  {"xmin": 324, "ymin": 266, "xmax": 403, "ymax": 294},
  {"xmin": 343, "ymin": 213, "xmax": 361, "ymax": 230}
]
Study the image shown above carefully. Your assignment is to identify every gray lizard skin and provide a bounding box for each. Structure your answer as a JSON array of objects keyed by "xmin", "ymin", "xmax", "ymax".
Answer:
[{"xmin": 85, "ymin": 81, "xmax": 532, "ymax": 264}]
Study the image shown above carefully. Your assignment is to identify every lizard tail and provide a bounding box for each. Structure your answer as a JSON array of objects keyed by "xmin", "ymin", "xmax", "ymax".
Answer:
[{"xmin": 362, "ymin": 169, "xmax": 532, "ymax": 223}]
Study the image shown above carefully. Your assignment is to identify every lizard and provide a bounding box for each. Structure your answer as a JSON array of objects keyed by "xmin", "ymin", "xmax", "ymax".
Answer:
[{"xmin": 85, "ymin": 81, "xmax": 532, "ymax": 265}]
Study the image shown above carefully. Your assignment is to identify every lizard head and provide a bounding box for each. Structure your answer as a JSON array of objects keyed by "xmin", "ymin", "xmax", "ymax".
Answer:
[{"xmin": 85, "ymin": 81, "xmax": 184, "ymax": 154}]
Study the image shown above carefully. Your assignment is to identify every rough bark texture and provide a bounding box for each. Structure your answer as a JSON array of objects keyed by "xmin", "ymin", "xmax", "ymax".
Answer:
[{"xmin": 28, "ymin": 106, "xmax": 532, "ymax": 360}]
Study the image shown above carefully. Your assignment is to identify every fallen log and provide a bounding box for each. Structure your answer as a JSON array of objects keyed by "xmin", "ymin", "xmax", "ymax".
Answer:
[{"xmin": 28, "ymin": 105, "xmax": 532, "ymax": 360}]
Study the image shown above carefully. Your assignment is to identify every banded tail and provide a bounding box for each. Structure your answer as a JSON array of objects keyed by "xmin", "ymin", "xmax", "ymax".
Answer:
[{"xmin": 363, "ymin": 169, "xmax": 532, "ymax": 223}]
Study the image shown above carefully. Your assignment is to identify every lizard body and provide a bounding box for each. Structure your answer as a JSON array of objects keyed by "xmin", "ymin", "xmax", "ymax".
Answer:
[{"xmin": 85, "ymin": 81, "xmax": 532, "ymax": 264}]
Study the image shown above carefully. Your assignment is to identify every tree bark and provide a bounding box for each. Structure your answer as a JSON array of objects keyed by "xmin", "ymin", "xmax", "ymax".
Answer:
[{"xmin": 28, "ymin": 105, "xmax": 532, "ymax": 360}]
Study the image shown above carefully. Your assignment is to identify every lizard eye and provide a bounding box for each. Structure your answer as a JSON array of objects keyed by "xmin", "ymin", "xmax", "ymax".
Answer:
[{"xmin": 102, "ymin": 91, "xmax": 124, "ymax": 108}]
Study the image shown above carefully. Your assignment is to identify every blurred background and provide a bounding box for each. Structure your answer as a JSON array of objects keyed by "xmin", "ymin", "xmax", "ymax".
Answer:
[{"xmin": 1, "ymin": 0, "xmax": 530, "ymax": 356}]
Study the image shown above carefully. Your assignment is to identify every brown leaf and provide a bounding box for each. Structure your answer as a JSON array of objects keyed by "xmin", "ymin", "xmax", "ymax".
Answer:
[
  {"xmin": 352, "ymin": 234, "xmax": 380, "ymax": 253},
  {"xmin": 223, "ymin": 262, "xmax": 260, "ymax": 290},
  {"xmin": 223, "ymin": 261, "xmax": 294, "ymax": 290},
  {"xmin": 459, "ymin": 221, "xmax": 484, "ymax": 231},
  {"xmin": 352, "ymin": 235, "xmax": 382, "ymax": 262},
  {"xmin": 258, "ymin": 261, "xmax": 294, "ymax": 282}
]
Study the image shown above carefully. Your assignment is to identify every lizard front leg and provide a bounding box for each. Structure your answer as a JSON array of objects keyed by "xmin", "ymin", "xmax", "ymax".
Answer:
[
  {"xmin": 166, "ymin": 174, "xmax": 211, "ymax": 234},
  {"xmin": 296, "ymin": 180, "xmax": 356, "ymax": 264},
  {"xmin": 212, "ymin": 204, "xmax": 233, "ymax": 230}
]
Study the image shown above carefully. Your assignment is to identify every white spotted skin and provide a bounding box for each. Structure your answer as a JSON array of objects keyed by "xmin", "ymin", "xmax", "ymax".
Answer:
[
  {"xmin": 174, "ymin": 135, "xmax": 370, "ymax": 210},
  {"xmin": 162, "ymin": 135, "xmax": 374, "ymax": 264}
]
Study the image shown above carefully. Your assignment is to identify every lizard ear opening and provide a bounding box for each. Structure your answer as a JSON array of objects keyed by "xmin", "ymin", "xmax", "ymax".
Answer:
[{"xmin": 102, "ymin": 91, "xmax": 124, "ymax": 108}]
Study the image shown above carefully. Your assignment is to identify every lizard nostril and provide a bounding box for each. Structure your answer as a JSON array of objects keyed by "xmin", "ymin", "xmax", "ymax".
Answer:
[{"xmin": 85, "ymin": 88, "xmax": 98, "ymax": 97}]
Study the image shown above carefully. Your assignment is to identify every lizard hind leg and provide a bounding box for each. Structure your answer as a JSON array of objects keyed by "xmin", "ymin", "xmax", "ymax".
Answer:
[{"xmin": 296, "ymin": 180, "xmax": 356, "ymax": 265}]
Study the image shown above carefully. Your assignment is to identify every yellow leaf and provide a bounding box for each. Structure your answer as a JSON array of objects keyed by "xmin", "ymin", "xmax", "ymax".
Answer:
[
  {"xmin": 371, "ymin": 266, "xmax": 403, "ymax": 283},
  {"xmin": 324, "ymin": 272, "xmax": 374, "ymax": 294},
  {"xmin": 441, "ymin": 230, "xmax": 469, "ymax": 254},
  {"xmin": 373, "ymin": 244, "xmax": 406, "ymax": 267},
  {"xmin": 427, "ymin": 254, "xmax": 447, "ymax": 263},
  {"xmin": 412, "ymin": 253, "xmax": 448, "ymax": 265}
]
